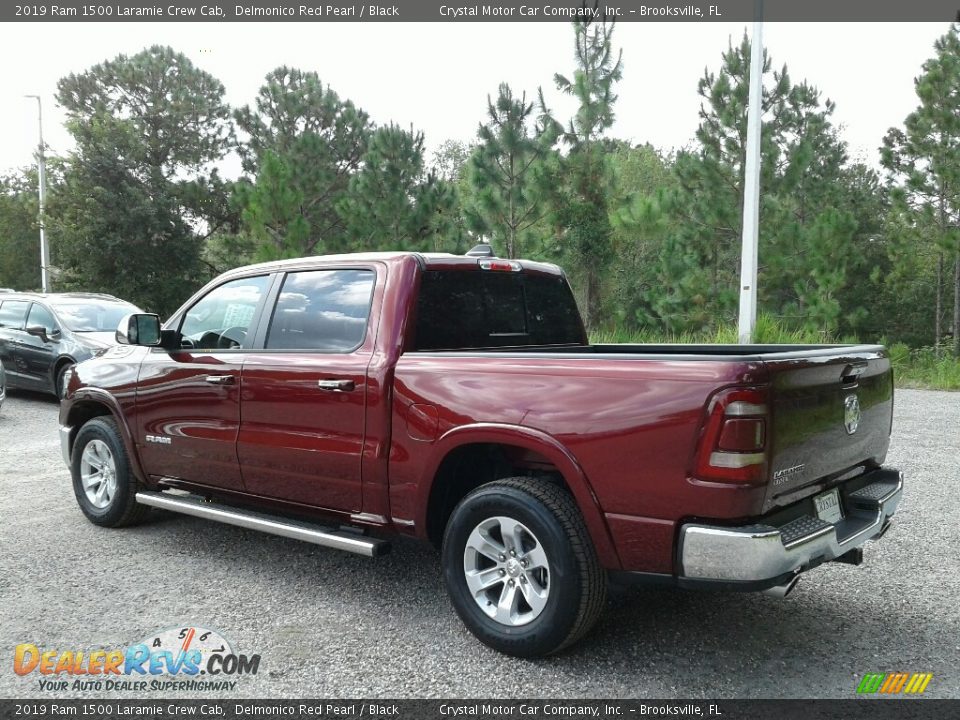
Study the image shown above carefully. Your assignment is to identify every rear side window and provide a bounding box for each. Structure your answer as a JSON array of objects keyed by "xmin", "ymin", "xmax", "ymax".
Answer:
[
  {"xmin": 0, "ymin": 301, "xmax": 29, "ymax": 330},
  {"xmin": 265, "ymin": 269, "xmax": 375, "ymax": 352},
  {"xmin": 414, "ymin": 270, "xmax": 585, "ymax": 351}
]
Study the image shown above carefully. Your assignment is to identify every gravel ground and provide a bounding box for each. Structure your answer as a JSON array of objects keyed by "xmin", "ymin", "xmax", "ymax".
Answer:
[{"xmin": 0, "ymin": 388, "xmax": 957, "ymax": 699}]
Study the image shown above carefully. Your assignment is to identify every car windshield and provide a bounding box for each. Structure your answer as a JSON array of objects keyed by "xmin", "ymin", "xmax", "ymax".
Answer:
[{"xmin": 52, "ymin": 300, "xmax": 139, "ymax": 332}]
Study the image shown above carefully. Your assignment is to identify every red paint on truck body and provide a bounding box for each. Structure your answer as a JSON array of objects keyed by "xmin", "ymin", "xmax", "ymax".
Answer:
[{"xmin": 61, "ymin": 252, "xmax": 894, "ymax": 577}]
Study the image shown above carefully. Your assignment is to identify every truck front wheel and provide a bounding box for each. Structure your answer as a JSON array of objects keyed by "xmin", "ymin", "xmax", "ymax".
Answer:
[
  {"xmin": 71, "ymin": 417, "xmax": 149, "ymax": 527},
  {"xmin": 441, "ymin": 477, "xmax": 606, "ymax": 657}
]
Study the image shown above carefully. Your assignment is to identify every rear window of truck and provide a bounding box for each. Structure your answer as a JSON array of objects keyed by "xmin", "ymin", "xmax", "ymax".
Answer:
[{"xmin": 413, "ymin": 270, "xmax": 584, "ymax": 350}]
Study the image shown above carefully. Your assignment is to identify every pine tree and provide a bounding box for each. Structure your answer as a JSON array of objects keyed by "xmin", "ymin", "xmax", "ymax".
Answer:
[
  {"xmin": 54, "ymin": 46, "xmax": 232, "ymax": 314},
  {"xmin": 542, "ymin": 18, "xmax": 623, "ymax": 330},
  {"xmin": 630, "ymin": 34, "xmax": 857, "ymax": 335},
  {"xmin": 465, "ymin": 83, "xmax": 555, "ymax": 259},
  {"xmin": 235, "ymin": 67, "xmax": 371, "ymax": 257},
  {"xmin": 237, "ymin": 151, "xmax": 311, "ymax": 261},
  {"xmin": 608, "ymin": 142, "xmax": 677, "ymax": 327},
  {"xmin": 429, "ymin": 140, "xmax": 475, "ymax": 253},
  {"xmin": 881, "ymin": 23, "xmax": 960, "ymax": 357},
  {"xmin": 337, "ymin": 124, "xmax": 452, "ymax": 251},
  {"xmin": 0, "ymin": 170, "xmax": 43, "ymax": 290}
]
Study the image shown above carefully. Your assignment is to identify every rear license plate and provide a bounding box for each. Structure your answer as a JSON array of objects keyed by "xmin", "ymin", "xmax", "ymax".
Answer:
[{"xmin": 814, "ymin": 488, "xmax": 844, "ymax": 524}]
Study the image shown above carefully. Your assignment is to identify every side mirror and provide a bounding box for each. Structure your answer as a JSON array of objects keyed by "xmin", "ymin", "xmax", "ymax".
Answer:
[
  {"xmin": 25, "ymin": 325, "xmax": 48, "ymax": 342},
  {"xmin": 116, "ymin": 313, "xmax": 162, "ymax": 346}
]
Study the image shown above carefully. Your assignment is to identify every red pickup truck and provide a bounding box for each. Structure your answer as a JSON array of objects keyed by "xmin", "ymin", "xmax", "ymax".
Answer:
[{"xmin": 59, "ymin": 251, "xmax": 902, "ymax": 657}]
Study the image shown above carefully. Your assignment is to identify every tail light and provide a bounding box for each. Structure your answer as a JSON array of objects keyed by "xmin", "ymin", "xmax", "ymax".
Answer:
[{"xmin": 693, "ymin": 387, "xmax": 769, "ymax": 484}]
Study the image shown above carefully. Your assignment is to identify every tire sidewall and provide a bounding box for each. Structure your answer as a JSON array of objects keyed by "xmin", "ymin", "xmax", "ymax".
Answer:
[
  {"xmin": 71, "ymin": 419, "xmax": 132, "ymax": 526},
  {"xmin": 442, "ymin": 484, "xmax": 584, "ymax": 656}
]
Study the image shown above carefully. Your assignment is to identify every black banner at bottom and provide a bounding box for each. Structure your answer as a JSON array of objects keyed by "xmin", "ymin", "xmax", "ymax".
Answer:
[{"xmin": 0, "ymin": 699, "xmax": 955, "ymax": 720}]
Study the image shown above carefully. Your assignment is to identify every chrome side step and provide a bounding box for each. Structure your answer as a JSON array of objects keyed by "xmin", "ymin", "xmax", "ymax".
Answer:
[{"xmin": 135, "ymin": 491, "xmax": 390, "ymax": 557}]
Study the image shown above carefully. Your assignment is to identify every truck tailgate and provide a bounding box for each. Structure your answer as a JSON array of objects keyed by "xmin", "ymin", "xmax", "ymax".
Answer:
[{"xmin": 763, "ymin": 346, "xmax": 893, "ymax": 512}]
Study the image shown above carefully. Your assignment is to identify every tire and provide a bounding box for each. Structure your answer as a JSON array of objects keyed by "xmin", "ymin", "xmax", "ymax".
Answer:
[
  {"xmin": 71, "ymin": 417, "xmax": 149, "ymax": 527},
  {"xmin": 55, "ymin": 362, "xmax": 74, "ymax": 400},
  {"xmin": 441, "ymin": 477, "xmax": 607, "ymax": 657}
]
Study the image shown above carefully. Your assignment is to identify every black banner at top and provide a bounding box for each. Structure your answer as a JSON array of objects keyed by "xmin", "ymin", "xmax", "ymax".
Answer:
[{"xmin": 5, "ymin": 0, "xmax": 960, "ymax": 22}]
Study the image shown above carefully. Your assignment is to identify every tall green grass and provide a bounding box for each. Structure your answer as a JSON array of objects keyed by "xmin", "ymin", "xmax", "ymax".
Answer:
[
  {"xmin": 589, "ymin": 314, "xmax": 960, "ymax": 391},
  {"xmin": 888, "ymin": 343, "xmax": 960, "ymax": 390}
]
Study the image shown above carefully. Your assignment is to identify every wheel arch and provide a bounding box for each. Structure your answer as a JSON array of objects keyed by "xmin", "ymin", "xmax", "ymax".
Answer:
[
  {"xmin": 64, "ymin": 390, "xmax": 148, "ymax": 484},
  {"xmin": 51, "ymin": 355, "xmax": 77, "ymax": 395},
  {"xmin": 417, "ymin": 423, "xmax": 621, "ymax": 569}
]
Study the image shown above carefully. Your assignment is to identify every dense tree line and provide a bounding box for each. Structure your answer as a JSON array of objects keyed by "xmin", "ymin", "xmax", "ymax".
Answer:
[{"xmin": 1, "ymin": 22, "xmax": 958, "ymax": 355}]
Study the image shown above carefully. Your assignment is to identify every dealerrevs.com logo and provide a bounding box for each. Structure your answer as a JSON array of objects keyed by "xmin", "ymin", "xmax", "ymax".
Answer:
[{"xmin": 13, "ymin": 626, "xmax": 261, "ymax": 692}]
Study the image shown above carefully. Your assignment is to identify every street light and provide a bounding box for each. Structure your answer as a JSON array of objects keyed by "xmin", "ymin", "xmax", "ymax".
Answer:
[
  {"xmin": 25, "ymin": 94, "xmax": 50, "ymax": 293},
  {"xmin": 737, "ymin": 0, "xmax": 764, "ymax": 343}
]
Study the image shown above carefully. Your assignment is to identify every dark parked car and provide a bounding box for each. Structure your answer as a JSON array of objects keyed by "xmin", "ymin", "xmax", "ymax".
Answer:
[
  {"xmin": 0, "ymin": 363, "xmax": 5, "ymax": 411},
  {"xmin": 0, "ymin": 292, "xmax": 142, "ymax": 398}
]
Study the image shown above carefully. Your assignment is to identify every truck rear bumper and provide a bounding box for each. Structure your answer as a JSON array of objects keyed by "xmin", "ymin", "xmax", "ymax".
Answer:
[{"xmin": 679, "ymin": 468, "xmax": 902, "ymax": 584}]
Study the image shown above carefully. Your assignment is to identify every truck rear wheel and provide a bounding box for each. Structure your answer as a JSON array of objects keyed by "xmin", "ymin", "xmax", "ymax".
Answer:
[
  {"xmin": 71, "ymin": 417, "xmax": 149, "ymax": 527},
  {"xmin": 441, "ymin": 477, "xmax": 606, "ymax": 657}
]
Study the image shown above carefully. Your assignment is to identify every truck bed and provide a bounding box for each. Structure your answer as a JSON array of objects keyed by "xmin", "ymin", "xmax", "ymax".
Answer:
[{"xmin": 395, "ymin": 341, "xmax": 892, "ymax": 533}]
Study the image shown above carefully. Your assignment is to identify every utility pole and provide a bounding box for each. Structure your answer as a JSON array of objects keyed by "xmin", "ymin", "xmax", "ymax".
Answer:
[
  {"xmin": 737, "ymin": 0, "xmax": 763, "ymax": 344},
  {"xmin": 25, "ymin": 94, "xmax": 50, "ymax": 293}
]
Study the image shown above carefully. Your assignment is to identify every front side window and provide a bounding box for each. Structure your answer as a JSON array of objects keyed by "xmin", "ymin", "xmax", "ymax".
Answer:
[
  {"xmin": 265, "ymin": 269, "xmax": 375, "ymax": 352},
  {"xmin": 179, "ymin": 275, "xmax": 269, "ymax": 350},
  {"xmin": 27, "ymin": 303, "xmax": 57, "ymax": 334},
  {"xmin": 0, "ymin": 301, "xmax": 30, "ymax": 330}
]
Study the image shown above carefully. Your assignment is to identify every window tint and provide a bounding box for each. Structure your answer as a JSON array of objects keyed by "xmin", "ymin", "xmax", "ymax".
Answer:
[
  {"xmin": 266, "ymin": 270, "xmax": 375, "ymax": 352},
  {"xmin": 0, "ymin": 301, "xmax": 30, "ymax": 330},
  {"xmin": 180, "ymin": 275, "xmax": 269, "ymax": 350},
  {"xmin": 27, "ymin": 303, "xmax": 57, "ymax": 333},
  {"xmin": 414, "ymin": 270, "xmax": 585, "ymax": 351}
]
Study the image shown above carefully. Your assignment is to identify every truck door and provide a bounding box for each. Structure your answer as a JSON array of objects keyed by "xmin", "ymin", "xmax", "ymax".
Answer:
[
  {"xmin": 237, "ymin": 267, "xmax": 377, "ymax": 513},
  {"xmin": 136, "ymin": 274, "xmax": 271, "ymax": 491}
]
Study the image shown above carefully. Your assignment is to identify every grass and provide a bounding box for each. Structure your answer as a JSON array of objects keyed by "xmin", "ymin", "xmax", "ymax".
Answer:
[
  {"xmin": 589, "ymin": 314, "xmax": 960, "ymax": 391},
  {"xmin": 888, "ymin": 343, "xmax": 960, "ymax": 390}
]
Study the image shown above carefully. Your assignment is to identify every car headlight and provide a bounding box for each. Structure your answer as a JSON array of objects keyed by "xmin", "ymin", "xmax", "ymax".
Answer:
[{"xmin": 62, "ymin": 366, "xmax": 75, "ymax": 393}]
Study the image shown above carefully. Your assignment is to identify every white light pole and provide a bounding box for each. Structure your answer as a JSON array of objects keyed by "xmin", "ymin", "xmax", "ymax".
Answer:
[
  {"xmin": 25, "ymin": 94, "xmax": 50, "ymax": 293},
  {"xmin": 737, "ymin": 0, "xmax": 763, "ymax": 344}
]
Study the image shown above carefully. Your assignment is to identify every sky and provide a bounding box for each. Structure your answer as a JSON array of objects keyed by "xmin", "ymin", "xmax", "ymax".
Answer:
[{"xmin": 0, "ymin": 21, "xmax": 949, "ymax": 178}]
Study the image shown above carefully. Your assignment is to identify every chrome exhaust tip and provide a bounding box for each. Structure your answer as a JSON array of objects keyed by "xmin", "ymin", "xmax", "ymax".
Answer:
[{"xmin": 763, "ymin": 575, "xmax": 800, "ymax": 599}]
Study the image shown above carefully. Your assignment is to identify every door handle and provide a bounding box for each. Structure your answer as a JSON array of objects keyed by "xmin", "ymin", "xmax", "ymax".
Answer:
[
  {"xmin": 205, "ymin": 375, "xmax": 236, "ymax": 385},
  {"xmin": 840, "ymin": 362, "xmax": 867, "ymax": 387},
  {"xmin": 317, "ymin": 379, "xmax": 355, "ymax": 392}
]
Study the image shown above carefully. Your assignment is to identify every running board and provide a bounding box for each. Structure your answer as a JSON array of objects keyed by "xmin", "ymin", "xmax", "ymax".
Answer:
[{"xmin": 135, "ymin": 491, "xmax": 390, "ymax": 557}]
